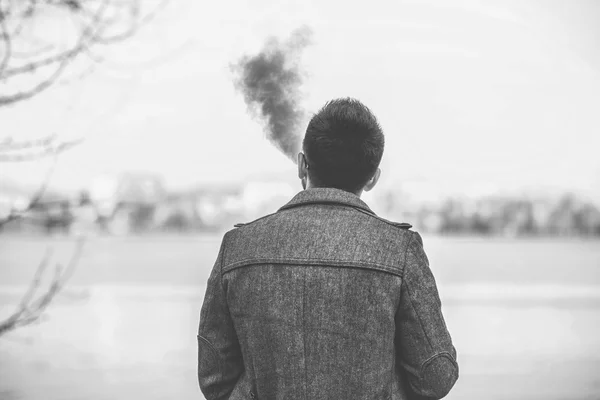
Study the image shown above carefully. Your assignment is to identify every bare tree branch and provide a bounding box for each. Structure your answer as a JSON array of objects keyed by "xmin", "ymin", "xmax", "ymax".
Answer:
[
  {"xmin": 0, "ymin": 153, "xmax": 58, "ymax": 228},
  {"xmin": 16, "ymin": 247, "xmax": 54, "ymax": 312},
  {"xmin": 0, "ymin": 0, "xmax": 110, "ymax": 106},
  {"xmin": 0, "ymin": 3, "xmax": 12, "ymax": 78},
  {"xmin": 2, "ymin": 45, "xmax": 80, "ymax": 78},
  {"xmin": 0, "ymin": 136, "xmax": 82, "ymax": 161},
  {"xmin": 0, "ymin": 238, "xmax": 85, "ymax": 336},
  {"xmin": 0, "ymin": 133, "xmax": 57, "ymax": 150},
  {"xmin": 90, "ymin": 0, "xmax": 168, "ymax": 45},
  {"xmin": 0, "ymin": 0, "xmax": 171, "ymax": 341},
  {"xmin": 0, "ymin": 0, "xmax": 171, "ymax": 107},
  {"xmin": 55, "ymin": 55, "xmax": 96, "ymax": 84}
]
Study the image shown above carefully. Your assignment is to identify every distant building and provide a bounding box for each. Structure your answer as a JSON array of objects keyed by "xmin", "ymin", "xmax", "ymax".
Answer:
[
  {"xmin": 89, "ymin": 172, "xmax": 167, "ymax": 235},
  {"xmin": 70, "ymin": 191, "xmax": 100, "ymax": 236},
  {"xmin": 0, "ymin": 179, "xmax": 30, "ymax": 223},
  {"xmin": 241, "ymin": 180, "xmax": 296, "ymax": 218},
  {"xmin": 156, "ymin": 184, "xmax": 243, "ymax": 231}
]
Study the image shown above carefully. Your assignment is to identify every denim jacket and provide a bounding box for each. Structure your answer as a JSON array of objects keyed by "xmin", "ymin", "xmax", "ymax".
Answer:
[{"xmin": 198, "ymin": 188, "xmax": 458, "ymax": 400}]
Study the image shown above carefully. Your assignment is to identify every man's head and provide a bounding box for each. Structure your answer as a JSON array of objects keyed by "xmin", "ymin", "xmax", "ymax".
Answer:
[{"xmin": 298, "ymin": 98, "xmax": 384, "ymax": 195}]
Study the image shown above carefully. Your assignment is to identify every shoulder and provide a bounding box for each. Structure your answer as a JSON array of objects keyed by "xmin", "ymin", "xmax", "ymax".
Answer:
[
  {"xmin": 405, "ymin": 230, "xmax": 429, "ymax": 267},
  {"xmin": 351, "ymin": 206, "xmax": 413, "ymax": 231},
  {"xmin": 392, "ymin": 221, "xmax": 413, "ymax": 230},
  {"xmin": 232, "ymin": 211, "xmax": 278, "ymax": 229}
]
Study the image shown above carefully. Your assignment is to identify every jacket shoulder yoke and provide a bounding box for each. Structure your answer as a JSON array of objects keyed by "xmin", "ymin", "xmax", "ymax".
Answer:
[
  {"xmin": 233, "ymin": 207, "xmax": 412, "ymax": 230},
  {"xmin": 352, "ymin": 207, "xmax": 413, "ymax": 230},
  {"xmin": 233, "ymin": 212, "xmax": 277, "ymax": 228}
]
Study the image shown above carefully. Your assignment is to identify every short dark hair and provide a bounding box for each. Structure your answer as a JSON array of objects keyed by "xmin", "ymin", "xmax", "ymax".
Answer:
[{"xmin": 302, "ymin": 98, "xmax": 385, "ymax": 193}]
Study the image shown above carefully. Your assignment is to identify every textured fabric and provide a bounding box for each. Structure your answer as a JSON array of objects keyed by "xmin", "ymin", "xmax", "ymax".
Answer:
[{"xmin": 198, "ymin": 187, "xmax": 458, "ymax": 400}]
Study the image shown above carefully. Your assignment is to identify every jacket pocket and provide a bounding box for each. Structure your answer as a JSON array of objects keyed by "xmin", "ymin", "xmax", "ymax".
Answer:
[
  {"xmin": 225, "ymin": 369, "xmax": 256, "ymax": 400},
  {"xmin": 197, "ymin": 335, "xmax": 223, "ymax": 387}
]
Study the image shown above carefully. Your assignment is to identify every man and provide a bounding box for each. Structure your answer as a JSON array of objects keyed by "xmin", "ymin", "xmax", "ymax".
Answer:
[{"xmin": 198, "ymin": 98, "xmax": 458, "ymax": 400}]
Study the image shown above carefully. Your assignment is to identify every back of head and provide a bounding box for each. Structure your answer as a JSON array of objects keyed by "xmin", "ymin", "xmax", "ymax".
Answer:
[{"xmin": 302, "ymin": 98, "xmax": 385, "ymax": 193}]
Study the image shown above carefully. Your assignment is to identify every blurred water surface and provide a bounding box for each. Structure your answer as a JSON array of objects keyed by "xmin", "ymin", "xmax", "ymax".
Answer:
[{"xmin": 1, "ymin": 235, "xmax": 599, "ymax": 400}]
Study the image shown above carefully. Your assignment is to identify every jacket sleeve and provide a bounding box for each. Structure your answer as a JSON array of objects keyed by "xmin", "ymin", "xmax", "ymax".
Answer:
[
  {"xmin": 395, "ymin": 232, "xmax": 458, "ymax": 400},
  {"xmin": 198, "ymin": 233, "xmax": 244, "ymax": 400}
]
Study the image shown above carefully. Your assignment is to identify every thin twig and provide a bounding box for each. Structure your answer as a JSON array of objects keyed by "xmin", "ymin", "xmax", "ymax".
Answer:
[
  {"xmin": 2, "ymin": 0, "xmax": 169, "ymax": 74},
  {"xmin": 2, "ymin": 45, "xmax": 80, "ymax": 78},
  {"xmin": 0, "ymin": 133, "xmax": 57, "ymax": 150},
  {"xmin": 18, "ymin": 247, "xmax": 54, "ymax": 310},
  {"xmin": 92, "ymin": 0, "xmax": 168, "ymax": 45},
  {"xmin": 0, "ymin": 154, "xmax": 58, "ymax": 228},
  {"xmin": 0, "ymin": 137, "xmax": 82, "ymax": 161},
  {"xmin": 0, "ymin": 238, "xmax": 85, "ymax": 336},
  {"xmin": 0, "ymin": 2, "xmax": 12, "ymax": 78},
  {"xmin": 0, "ymin": 0, "xmax": 109, "ymax": 106}
]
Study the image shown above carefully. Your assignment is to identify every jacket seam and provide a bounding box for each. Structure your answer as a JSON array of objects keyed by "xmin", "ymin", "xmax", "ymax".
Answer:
[
  {"xmin": 197, "ymin": 334, "xmax": 224, "ymax": 396},
  {"xmin": 279, "ymin": 200, "xmax": 374, "ymax": 215},
  {"xmin": 403, "ymin": 279, "xmax": 434, "ymax": 352},
  {"xmin": 278, "ymin": 202, "xmax": 412, "ymax": 231},
  {"xmin": 199, "ymin": 238, "xmax": 227, "ymax": 326},
  {"xmin": 219, "ymin": 233, "xmax": 228, "ymax": 290},
  {"xmin": 402, "ymin": 232, "xmax": 415, "ymax": 277},
  {"xmin": 234, "ymin": 212, "xmax": 277, "ymax": 228},
  {"xmin": 418, "ymin": 351, "xmax": 458, "ymax": 392},
  {"xmin": 302, "ymin": 267, "xmax": 308, "ymax": 400},
  {"xmin": 198, "ymin": 334, "xmax": 219, "ymax": 356},
  {"xmin": 421, "ymin": 351, "xmax": 458, "ymax": 371},
  {"xmin": 390, "ymin": 340, "xmax": 395, "ymax": 400},
  {"xmin": 351, "ymin": 206, "xmax": 412, "ymax": 230},
  {"xmin": 222, "ymin": 257, "xmax": 403, "ymax": 277},
  {"xmin": 403, "ymin": 233, "xmax": 434, "ymax": 352}
]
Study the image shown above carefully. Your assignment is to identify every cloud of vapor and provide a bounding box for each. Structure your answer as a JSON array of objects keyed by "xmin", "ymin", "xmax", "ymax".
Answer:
[{"xmin": 232, "ymin": 26, "xmax": 313, "ymax": 162}]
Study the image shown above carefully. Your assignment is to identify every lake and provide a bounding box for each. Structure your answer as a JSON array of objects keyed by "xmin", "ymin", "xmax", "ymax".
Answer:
[{"xmin": 1, "ymin": 235, "xmax": 599, "ymax": 399}]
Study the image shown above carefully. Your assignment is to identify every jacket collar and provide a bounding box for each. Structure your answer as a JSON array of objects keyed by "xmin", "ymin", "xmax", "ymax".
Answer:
[{"xmin": 279, "ymin": 187, "xmax": 375, "ymax": 215}]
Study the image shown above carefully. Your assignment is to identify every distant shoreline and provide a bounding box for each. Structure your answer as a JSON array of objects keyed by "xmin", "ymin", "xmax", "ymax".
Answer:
[{"xmin": 1, "ymin": 232, "xmax": 600, "ymax": 242}]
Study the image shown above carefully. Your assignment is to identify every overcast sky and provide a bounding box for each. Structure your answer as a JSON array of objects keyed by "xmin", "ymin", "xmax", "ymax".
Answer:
[{"xmin": 2, "ymin": 0, "xmax": 600, "ymax": 199}]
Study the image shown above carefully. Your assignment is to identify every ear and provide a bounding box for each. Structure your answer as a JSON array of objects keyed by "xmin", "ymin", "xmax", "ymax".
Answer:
[
  {"xmin": 297, "ymin": 152, "xmax": 309, "ymax": 189},
  {"xmin": 297, "ymin": 152, "xmax": 308, "ymax": 179},
  {"xmin": 363, "ymin": 168, "xmax": 381, "ymax": 192}
]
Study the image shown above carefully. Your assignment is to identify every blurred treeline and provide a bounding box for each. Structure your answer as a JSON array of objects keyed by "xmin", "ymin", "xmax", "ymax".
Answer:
[
  {"xmin": 1, "ymin": 173, "xmax": 599, "ymax": 237},
  {"xmin": 378, "ymin": 191, "xmax": 600, "ymax": 237}
]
